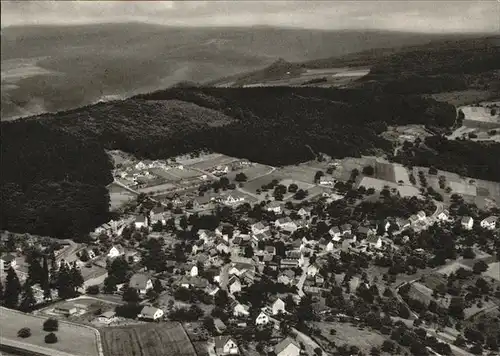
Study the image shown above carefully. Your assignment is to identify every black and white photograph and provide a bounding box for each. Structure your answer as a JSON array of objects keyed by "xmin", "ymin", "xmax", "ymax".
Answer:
[{"xmin": 1, "ymin": 1, "xmax": 499, "ymax": 356}]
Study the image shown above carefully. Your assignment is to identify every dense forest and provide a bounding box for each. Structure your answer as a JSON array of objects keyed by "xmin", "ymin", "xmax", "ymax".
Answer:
[
  {"xmin": 0, "ymin": 121, "xmax": 113, "ymax": 238},
  {"xmin": 0, "ymin": 86, "xmax": 495, "ymax": 238},
  {"xmin": 393, "ymin": 136, "xmax": 500, "ymax": 182}
]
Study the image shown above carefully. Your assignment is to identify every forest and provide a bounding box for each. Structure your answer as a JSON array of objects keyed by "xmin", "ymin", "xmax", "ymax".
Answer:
[{"xmin": 0, "ymin": 86, "xmax": 493, "ymax": 238}]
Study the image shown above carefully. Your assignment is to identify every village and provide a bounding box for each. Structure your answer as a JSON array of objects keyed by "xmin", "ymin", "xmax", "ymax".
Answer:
[{"xmin": 1, "ymin": 149, "xmax": 499, "ymax": 356}]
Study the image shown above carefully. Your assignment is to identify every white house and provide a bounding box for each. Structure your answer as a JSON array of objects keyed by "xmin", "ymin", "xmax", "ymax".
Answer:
[
  {"xmin": 319, "ymin": 177, "xmax": 335, "ymax": 186},
  {"xmin": 228, "ymin": 276, "xmax": 242, "ymax": 295},
  {"xmin": 480, "ymin": 216, "xmax": 497, "ymax": 230},
  {"xmin": 214, "ymin": 336, "xmax": 239, "ymax": 355},
  {"xmin": 190, "ymin": 265, "xmax": 199, "ymax": 277},
  {"xmin": 278, "ymin": 270, "xmax": 295, "ymax": 285},
  {"xmin": 255, "ymin": 311, "xmax": 270, "ymax": 325},
  {"xmin": 233, "ymin": 303, "xmax": 250, "ymax": 317},
  {"xmin": 251, "ymin": 222, "xmax": 269, "ymax": 235},
  {"xmin": 364, "ymin": 235, "xmax": 382, "ymax": 249},
  {"xmin": 0, "ymin": 254, "xmax": 17, "ymax": 273},
  {"xmin": 274, "ymin": 337, "xmax": 301, "ymax": 356},
  {"xmin": 271, "ymin": 298, "xmax": 286, "ymax": 315},
  {"xmin": 437, "ymin": 210, "xmax": 450, "ymax": 222},
  {"xmin": 129, "ymin": 273, "xmax": 153, "ymax": 295},
  {"xmin": 340, "ymin": 224, "xmax": 352, "ymax": 236},
  {"xmin": 461, "ymin": 216, "xmax": 474, "ymax": 230},
  {"xmin": 216, "ymin": 241, "xmax": 231, "ymax": 254},
  {"xmin": 417, "ymin": 210, "xmax": 427, "ymax": 221},
  {"xmin": 221, "ymin": 195, "xmax": 245, "ymax": 206},
  {"xmin": 306, "ymin": 264, "xmax": 319, "ymax": 277},
  {"xmin": 134, "ymin": 215, "xmax": 148, "ymax": 229},
  {"xmin": 107, "ymin": 245, "xmax": 125, "ymax": 259},
  {"xmin": 297, "ymin": 208, "xmax": 311, "ymax": 219},
  {"xmin": 329, "ymin": 226, "xmax": 342, "ymax": 240},
  {"xmin": 139, "ymin": 306, "xmax": 163, "ymax": 321},
  {"xmin": 266, "ymin": 201, "xmax": 282, "ymax": 214}
]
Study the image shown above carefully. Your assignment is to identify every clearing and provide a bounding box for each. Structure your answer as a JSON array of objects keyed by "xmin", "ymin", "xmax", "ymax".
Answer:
[
  {"xmin": 101, "ymin": 322, "xmax": 197, "ymax": 356},
  {"xmin": 313, "ymin": 321, "xmax": 386, "ymax": 354},
  {"xmin": 0, "ymin": 307, "xmax": 100, "ymax": 356}
]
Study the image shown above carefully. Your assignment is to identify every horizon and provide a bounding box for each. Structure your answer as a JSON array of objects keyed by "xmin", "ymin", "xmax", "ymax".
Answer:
[{"xmin": 1, "ymin": 1, "xmax": 499, "ymax": 33}]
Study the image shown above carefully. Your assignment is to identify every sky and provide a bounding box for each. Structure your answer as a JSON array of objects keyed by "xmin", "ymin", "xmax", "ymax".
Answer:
[{"xmin": 1, "ymin": 0, "xmax": 499, "ymax": 33}]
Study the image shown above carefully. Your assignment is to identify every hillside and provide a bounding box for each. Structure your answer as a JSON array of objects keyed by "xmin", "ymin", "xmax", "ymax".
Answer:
[{"xmin": 1, "ymin": 24, "xmax": 468, "ymax": 120}]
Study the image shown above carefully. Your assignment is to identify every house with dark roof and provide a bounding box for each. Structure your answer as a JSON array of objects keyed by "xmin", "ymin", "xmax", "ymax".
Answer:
[
  {"xmin": 129, "ymin": 273, "xmax": 153, "ymax": 295},
  {"xmin": 214, "ymin": 335, "xmax": 239, "ymax": 355},
  {"xmin": 139, "ymin": 305, "xmax": 163, "ymax": 321},
  {"xmin": 274, "ymin": 337, "xmax": 300, "ymax": 356},
  {"xmin": 213, "ymin": 318, "xmax": 227, "ymax": 334},
  {"xmin": 0, "ymin": 254, "xmax": 17, "ymax": 273}
]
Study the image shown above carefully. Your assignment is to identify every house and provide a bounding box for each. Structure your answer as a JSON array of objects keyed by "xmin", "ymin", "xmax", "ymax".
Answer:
[
  {"xmin": 0, "ymin": 254, "xmax": 17, "ymax": 272},
  {"xmin": 107, "ymin": 245, "xmax": 125, "ymax": 259},
  {"xmin": 271, "ymin": 298, "xmax": 286, "ymax": 315},
  {"xmin": 138, "ymin": 306, "xmax": 164, "ymax": 321},
  {"xmin": 128, "ymin": 273, "xmax": 153, "ymax": 295},
  {"xmin": 55, "ymin": 302, "xmax": 77, "ymax": 316},
  {"xmin": 134, "ymin": 215, "xmax": 148, "ymax": 229},
  {"xmin": 98, "ymin": 311, "xmax": 117, "ymax": 324},
  {"xmin": 364, "ymin": 235, "xmax": 382, "ymax": 249},
  {"xmin": 480, "ymin": 216, "xmax": 497, "ymax": 230},
  {"xmin": 221, "ymin": 194, "xmax": 245, "ymax": 206},
  {"xmin": 297, "ymin": 208, "xmax": 311, "ymax": 219},
  {"xmin": 357, "ymin": 226, "xmax": 374, "ymax": 237},
  {"xmin": 319, "ymin": 177, "xmax": 335, "ymax": 186},
  {"xmin": 264, "ymin": 246, "xmax": 277, "ymax": 255},
  {"xmin": 190, "ymin": 265, "xmax": 199, "ymax": 277},
  {"xmin": 216, "ymin": 240, "xmax": 230, "ymax": 254},
  {"xmin": 214, "ymin": 318, "xmax": 227, "ymax": 334},
  {"xmin": 266, "ymin": 201, "xmax": 283, "ymax": 214},
  {"xmin": 326, "ymin": 240, "xmax": 338, "ymax": 252},
  {"xmin": 255, "ymin": 311, "xmax": 270, "ymax": 325},
  {"xmin": 461, "ymin": 216, "xmax": 474, "ymax": 230},
  {"xmin": 232, "ymin": 302, "xmax": 250, "ymax": 317},
  {"xmin": 306, "ymin": 264, "xmax": 319, "ymax": 277},
  {"xmin": 417, "ymin": 210, "xmax": 427, "ymax": 221},
  {"xmin": 275, "ymin": 217, "xmax": 292, "ymax": 228},
  {"xmin": 395, "ymin": 218, "xmax": 411, "ymax": 230},
  {"xmin": 228, "ymin": 276, "xmax": 242, "ymax": 295},
  {"xmin": 280, "ymin": 259, "xmax": 299, "ymax": 268},
  {"xmin": 329, "ymin": 226, "xmax": 341, "ymax": 240},
  {"xmin": 340, "ymin": 224, "xmax": 352, "ymax": 235},
  {"xmin": 251, "ymin": 222, "xmax": 269, "ymax": 235},
  {"xmin": 274, "ymin": 337, "xmax": 301, "ymax": 356},
  {"xmin": 278, "ymin": 270, "xmax": 295, "ymax": 285},
  {"xmin": 409, "ymin": 215, "xmax": 419, "ymax": 225},
  {"xmin": 437, "ymin": 210, "xmax": 450, "ymax": 222},
  {"xmin": 214, "ymin": 336, "xmax": 239, "ymax": 355},
  {"xmin": 315, "ymin": 275, "xmax": 325, "ymax": 285}
]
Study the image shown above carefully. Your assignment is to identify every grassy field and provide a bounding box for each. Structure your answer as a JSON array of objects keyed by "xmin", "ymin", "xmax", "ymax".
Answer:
[
  {"xmin": 101, "ymin": 322, "xmax": 197, "ymax": 356},
  {"xmin": 188, "ymin": 154, "xmax": 239, "ymax": 171},
  {"xmin": 0, "ymin": 307, "xmax": 100, "ymax": 356},
  {"xmin": 107, "ymin": 182, "xmax": 136, "ymax": 211},
  {"xmin": 313, "ymin": 321, "xmax": 386, "ymax": 354},
  {"xmin": 425, "ymin": 90, "xmax": 496, "ymax": 106}
]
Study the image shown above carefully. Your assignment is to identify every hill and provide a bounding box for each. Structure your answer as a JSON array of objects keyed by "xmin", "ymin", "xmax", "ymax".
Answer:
[{"xmin": 1, "ymin": 24, "xmax": 464, "ymax": 120}]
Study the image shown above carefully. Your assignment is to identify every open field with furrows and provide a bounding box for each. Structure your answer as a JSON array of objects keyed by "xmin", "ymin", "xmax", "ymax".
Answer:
[
  {"xmin": 0, "ymin": 307, "xmax": 100, "ymax": 356},
  {"xmin": 313, "ymin": 321, "xmax": 386, "ymax": 354},
  {"xmin": 101, "ymin": 322, "xmax": 197, "ymax": 356},
  {"xmin": 187, "ymin": 154, "xmax": 239, "ymax": 171},
  {"xmin": 374, "ymin": 161, "xmax": 396, "ymax": 182}
]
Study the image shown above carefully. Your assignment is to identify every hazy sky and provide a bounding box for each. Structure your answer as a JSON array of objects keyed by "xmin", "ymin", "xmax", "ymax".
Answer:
[{"xmin": 1, "ymin": 0, "xmax": 499, "ymax": 33}]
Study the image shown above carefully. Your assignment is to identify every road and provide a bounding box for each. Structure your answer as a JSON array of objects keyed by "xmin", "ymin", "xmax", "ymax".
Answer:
[{"xmin": 295, "ymin": 260, "xmax": 310, "ymax": 298}]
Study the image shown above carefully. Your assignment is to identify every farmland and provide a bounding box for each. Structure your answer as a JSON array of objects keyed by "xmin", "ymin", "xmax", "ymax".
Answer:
[
  {"xmin": 107, "ymin": 182, "xmax": 136, "ymax": 211},
  {"xmin": 101, "ymin": 322, "xmax": 197, "ymax": 356},
  {"xmin": 0, "ymin": 307, "xmax": 100, "ymax": 356},
  {"xmin": 313, "ymin": 321, "xmax": 386, "ymax": 354}
]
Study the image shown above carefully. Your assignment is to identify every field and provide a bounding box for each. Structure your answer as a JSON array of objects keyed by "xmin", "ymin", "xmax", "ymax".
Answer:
[
  {"xmin": 107, "ymin": 182, "xmax": 136, "ymax": 211},
  {"xmin": 425, "ymin": 90, "xmax": 496, "ymax": 106},
  {"xmin": 484, "ymin": 262, "xmax": 500, "ymax": 281},
  {"xmin": 187, "ymin": 154, "xmax": 239, "ymax": 171},
  {"xmin": 374, "ymin": 161, "xmax": 395, "ymax": 182},
  {"xmin": 101, "ymin": 322, "xmax": 197, "ymax": 356},
  {"xmin": 313, "ymin": 321, "xmax": 386, "ymax": 354},
  {"xmin": 224, "ymin": 163, "xmax": 274, "ymax": 181},
  {"xmin": 460, "ymin": 106, "xmax": 500, "ymax": 124},
  {"xmin": 0, "ymin": 307, "xmax": 100, "ymax": 356}
]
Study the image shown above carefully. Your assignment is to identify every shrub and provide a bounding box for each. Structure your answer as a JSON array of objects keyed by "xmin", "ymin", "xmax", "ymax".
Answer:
[
  {"xmin": 45, "ymin": 332, "xmax": 58, "ymax": 344},
  {"xmin": 17, "ymin": 327, "xmax": 31, "ymax": 338},
  {"xmin": 86, "ymin": 285, "xmax": 100, "ymax": 295},
  {"xmin": 43, "ymin": 318, "xmax": 59, "ymax": 331}
]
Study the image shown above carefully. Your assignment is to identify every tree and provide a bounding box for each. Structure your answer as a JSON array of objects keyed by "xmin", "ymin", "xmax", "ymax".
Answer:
[
  {"xmin": 4, "ymin": 267, "xmax": 21, "ymax": 308},
  {"xmin": 314, "ymin": 171, "xmax": 324, "ymax": 183},
  {"xmin": 0, "ymin": 280, "xmax": 3, "ymax": 304},
  {"xmin": 86, "ymin": 285, "xmax": 100, "ymax": 295},
  {"xmin": 473, "ymin": 260, "xmax": 488, "ymax": 274},
  {"xmin": 70, "ymin": 263, "xmax": 84, "ymax": 292},
  {"xmin": 235, "ymin": 173, "xmax": 247, "ymax": 182},
  {"xmin": 314, "ymin": 347, "xmax": 322, "ymax": 355},
  {"xmin": 43, "ymin": 318, "xmax": 59, "ymax": 331},
  {"xmin": 103, "ymin": 275, "xmax": 118, "ymax": 294},
  {"xmin": 45, "ymin": 332, "xmax": 58, "ymax": 344},
  {"xmin": 19, "ymin": 282, "xmax": 37, "ymax": 312},
  {"xmin": 107, "ymin": 256, "xmax": 131, "ymax": 283},
  {"xmin": 382, "ymin": 340, "xmax": 395, "ymax": 353},
  {"xmin": 470, "ymin": 344, "xmax": 483, "ymax": 355},
  {"xmin": 294, "ymin": 189, "xmax": 307, "ymax": 200},
  {"xmin": 17, "ymin": 327, "xmax": 31, "ymax": 338},
  {"xmin": 362, "ymin": 166, "xmax": 375, "ymax": 176},
  {"xmin": 288, "ymin": 183, "xmax": 299, "ymax": 193},
  {"xmin": 153, "ymin": 279, "xmax": 164, "ymax": 293},
  {"xmin": 244, "ymin": 245, "xmax": 254, "ymax": 258},
  {"xmin": 123, "ymin": 287, "xmax": 140, "ymax": 303},
  {"xmin": 142, "ymin": 238, "xmax": 167, "ymax": 272}
]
